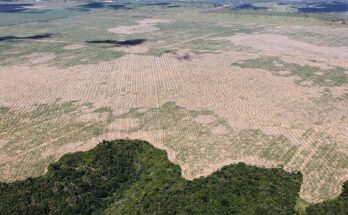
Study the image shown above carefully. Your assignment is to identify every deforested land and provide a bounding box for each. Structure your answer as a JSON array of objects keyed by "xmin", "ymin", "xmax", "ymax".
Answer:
[{"xmin": 0, "ymin": 0, "xmax": 348, "ymax": 213}]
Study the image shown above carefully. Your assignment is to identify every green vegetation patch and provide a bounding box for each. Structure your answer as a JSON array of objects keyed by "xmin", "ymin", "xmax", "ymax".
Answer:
[
  {"xmin": 93, "ymin": 107, "xmax": 113, "ymax": 123},
  {"xmin": 0, "ymin": 41, "xmax": 126, "ymax": 68},
  {"xmin": 295, "ymin": 198, "xmax": 312, "ymax": 215},
  {"xmin": 0, "ymin": 101, "xmax": 115, "ymax": 180},
  {"xmin": 93, "ymin": 107, "xmax": 112, "ymax": 113},
  {"xmin": 0, "ymin": 106, "xmax": 10, "ymax": 114},
  {"xmin": 0, "ymin": 9, "xmax": 84, "ymax": 27},
  {"xmin": 143, "ymin": 21, "xmax": 254, "ymax": 54},
  {"xmin": 0, "ymin": 139, "xmax": 303, "ymax": 215},
  {"xmin": 148, "ymin": 48, "xmax": 177, "ymax": 56},
  {"xmin": 312, "ymin": 88, "xmax": 348, "ymax": 105},
  {"xmin": 232, "ymin": 56, "xmax": 347, "ymax": 87},
  {"xmin": 53, "ymin": 47, "xmax": 125, "ymax": 68}
]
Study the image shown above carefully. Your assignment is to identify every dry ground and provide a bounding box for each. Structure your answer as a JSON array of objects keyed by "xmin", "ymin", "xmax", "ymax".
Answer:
[
  {"xmin": 108, "ymin": 18, "xmax": 172, "ymax": 35},
  {"xmin": 0, "ymin": 4, "xmax": 348, "ymax": 204}
]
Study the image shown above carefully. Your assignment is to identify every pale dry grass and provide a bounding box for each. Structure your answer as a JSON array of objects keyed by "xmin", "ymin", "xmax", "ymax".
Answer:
[
  {"xmin": 194, "ymin": 115, "xmax": 216, "ymax": 124},
  {"xmin": 211, "ymin": 125, "xmax": 228, "ymax": 135},
  {"xmin": 108, "ymin": 18, "xmax": 172, "ymax": 35},
  {"xmin": 111, "ymin": 45, "xmax": 149, "ymax": 54},
  {"xmin": 226, "ymin": 33, "xmax": 348, "ymax": 59},
  {"xmin": 63, "ymin": 44, "xmax": 86, "ymax": 50},
  {"xmin": 107, "ymin": 118, "xmax": 139, "ymax": 131},
  {"xmin": 26, "ymin": 53, "xmax": 56, "ymax": 65}
]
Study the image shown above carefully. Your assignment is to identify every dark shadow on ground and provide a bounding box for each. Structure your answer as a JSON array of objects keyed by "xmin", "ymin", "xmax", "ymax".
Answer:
[
  {"xmin": 0, "ymin": 33, "xmax": 53, "ymax": 42},
  {"xmin": 233, "ymin": 3, "xmax": 269, "ymax": 11},
  {"xmin": 0, "ymin": 3, "xmax": 32, "ymax": 12},
  {"xmin": 107, "ymin": 4, "xmax": 129, "ymax": 10},
  {"xmin": 66, "ymin": 2, "xmax": 105, "ymax": 12},
  {"xmin": 81, "ymin": 2, "xmax": 105, "ymax": 9},
  {"xmin": 140, "ymin": 3, "xmax": 181, "ymax": 8},
  {"xmin": 143, "ymin": 3, "xmax": 170, "ymax": 6},
  {"xmin": 298, "ymin": 2, "xmax": 348, "ymax": 13},
  {"xmin": 69, "ymin": 2, "xmax": 130, "ymax": 12},
  {"xmin": 167, "ymin": 5, "xmax": 180, "ymax": 8},
  {"xmin": 85, "ymin": 39, "xmax": 146, "ymax": 46}
]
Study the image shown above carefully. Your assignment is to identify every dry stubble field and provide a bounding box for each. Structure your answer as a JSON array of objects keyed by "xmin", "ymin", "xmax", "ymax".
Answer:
[{"xmin": 0, "ymin": 2, "xmax": 348, "ymax": 204}]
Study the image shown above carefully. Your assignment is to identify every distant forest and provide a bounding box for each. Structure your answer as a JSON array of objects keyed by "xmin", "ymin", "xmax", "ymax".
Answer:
[{"xmin": 0, "ymin": 139, "xmax": 346, "ymax": 214}]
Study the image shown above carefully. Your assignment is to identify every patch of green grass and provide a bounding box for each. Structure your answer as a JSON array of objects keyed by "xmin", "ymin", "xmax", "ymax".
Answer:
[
  {"xmin": 295, "ymin": 198, "xmax": 312, "ymax": 215},
  {"xmin": 29, "ymin": 99, "xmax": 79, "ymax": 119},
  {"xmin": 0, "ymin": 106, "xmax": 10, "ymax": 114},
  {"xmin": 0, "ymin": 9, "xmax": 84, "ymax": 27},
  {"xmin": 94, "ymin": 107, "xmax": 114, "ymax": 123},
  {"xmin": 143, "ymin": 48, "xmax": 176, "ymax": 57},
  {"xmin": 0, "ymin": 39, "xmax": 124, "ymax": 68},
  {"xmin": 260, "ymin": 136, "xmax": 298, "ymax": 163},
  {"xmin": 183, "ymin": 38, "xmax": 233, "ymax": 51},
  {"xmin": 233, "ymin": 56, "xmax": 347, "ymax": 87},
  {"xmin": 202, "ymin": 8, "xmax": 333, "ymax": 26},
  {"xmin": 83, "ymin": 102, "xmax": 94, "ymax": 108},
  {"xmin": 54, "ymin": 48, "xmax": 125, "ymax": 68},
  {"xmin": 0, "ymin": 42, "xmax": 65, "ymax": 66},
  {"xmin": 0, "ymin": 100, "xmax": 117, "ymax": 181},
  {"xmin": 93, "ymin": 107, "xmax": 112, "ymax": 113}
]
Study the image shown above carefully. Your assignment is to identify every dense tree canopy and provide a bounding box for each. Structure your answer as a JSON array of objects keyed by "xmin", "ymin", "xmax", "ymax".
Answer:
[{"xmin": 0, "ymin": 139, "xmax": 324, "ymax": 215}]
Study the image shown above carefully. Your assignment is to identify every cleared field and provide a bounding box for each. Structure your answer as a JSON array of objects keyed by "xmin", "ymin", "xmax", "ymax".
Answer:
[{"xmin": 0, "ymin": 1, "xmax": 347, "ymax": 204}]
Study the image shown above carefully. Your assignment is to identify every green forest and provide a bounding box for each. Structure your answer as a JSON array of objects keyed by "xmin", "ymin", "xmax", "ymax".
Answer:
[{"xmin": 0, "ymin": 139, "xmax": 346, "ymax": 214}]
